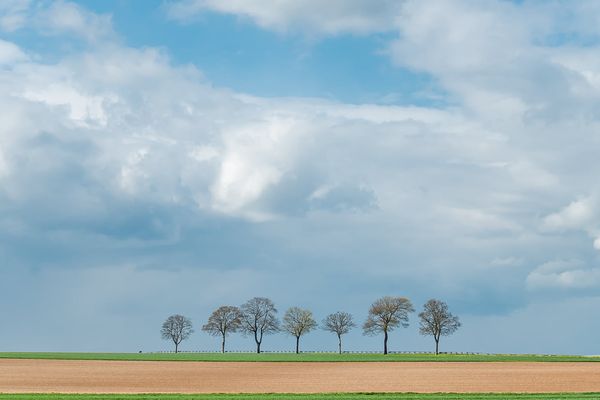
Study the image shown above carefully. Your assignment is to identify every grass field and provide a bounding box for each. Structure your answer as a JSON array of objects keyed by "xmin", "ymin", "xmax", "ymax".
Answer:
[
  {"xmin": 1, "ymin": 394, "xmax": 600, "ymax": 399},
  {"xmin": 0, "ymin": 352, "xmax": 598, "ymax": 362}
]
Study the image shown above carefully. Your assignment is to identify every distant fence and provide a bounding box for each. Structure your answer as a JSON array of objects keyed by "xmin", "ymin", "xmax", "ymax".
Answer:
[{"xmin": 147, "ymin": 350, "xmax": 493, "ymax": 355}]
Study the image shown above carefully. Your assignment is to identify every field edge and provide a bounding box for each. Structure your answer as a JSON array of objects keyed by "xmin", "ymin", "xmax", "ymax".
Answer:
[
  {"xmin": 1, "ymin": 352, "xmax": 599, "ymax": 363},
  {"xmin": 1, "ymin": 392, "xmax": 600, "ymax": 399}
]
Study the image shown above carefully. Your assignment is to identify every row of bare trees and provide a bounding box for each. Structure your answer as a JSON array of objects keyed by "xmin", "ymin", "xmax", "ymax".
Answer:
[{"xmin": 161, "ymin": 296, "xmax": 460, "ymax": 355}]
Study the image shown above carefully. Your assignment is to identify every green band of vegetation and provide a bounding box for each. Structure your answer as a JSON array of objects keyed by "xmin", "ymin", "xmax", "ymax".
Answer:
[{"xmin": 0, "ymin": 352, "xmax": 598, "ymax": 362}]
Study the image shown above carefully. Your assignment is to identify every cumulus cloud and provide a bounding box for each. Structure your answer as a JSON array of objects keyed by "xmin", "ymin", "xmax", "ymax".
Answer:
[
  {"xmin": 4, "ymin": 0, "xmax": 600, "ymax": 352},
  {"xmin": 0, "ymin": 0, "xmax": 113, "ymax": 41},
  {"xmin": 0, "ymin": 0, "xmax": 30, "ymax": 32},
  {"xmin": 0, "ymin": 39, "xmax": 27, "ymax": 65},
  {"xmin": 542, "ymin": 197, "xmax": 600, "ymax": 251},
  {"xmin": 527, "ymin": 260, "xmax": 600, "ymax": 291},
  {"xmin": 34, "ymin": 0, "xmax": 114, "ymax": 42},
  {"xmin": 0, "ymin": 2, "xmax": 595, "ymax": 268},
  {"xmin": 1, "ymin": 43, "xmax": 438, "ymax": 226},
  {"xmin": 543, "ymin": 198, "xmax": 597, "ymax": 232},
  {"xmin": 166, "ymin": 0, "xmax": 401, "ymax": 35}
]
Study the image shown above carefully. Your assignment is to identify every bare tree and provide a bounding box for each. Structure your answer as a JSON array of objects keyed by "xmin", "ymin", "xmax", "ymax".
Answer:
[
  {"xmin": 363, "ymin": 296, "xmax": 414, "ymax": 354},
  {"xmin": 202, "ymin": 306, "xmax": 242, "ymax": 353},
  {"xmin": 283, "ymin": 307, "xmax": 317, "ymax": 354},
  {"xmin": 161, "ymin": 314, "xmax": 193, "ymax": 353},
  {"xmin": 322, "ymin": 311, "xmax": 355, "ymax": 354},
  {"xmin": 239, "ymin": 297, "xmax": 280, "ymax": 353},
  {"xmin": 419, "ymin": 299, "xmax": 461, "ymax": 355}
]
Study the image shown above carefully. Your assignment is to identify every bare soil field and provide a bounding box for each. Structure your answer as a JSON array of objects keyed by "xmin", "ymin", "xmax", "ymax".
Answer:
[{"xmin": 2, "ymin": 359, "xmax": 600, "ymax": 394}]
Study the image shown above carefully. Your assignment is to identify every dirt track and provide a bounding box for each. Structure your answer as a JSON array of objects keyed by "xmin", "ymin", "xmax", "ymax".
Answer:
[{"xmin": 2, "ymin": 359, "xmax": 600, "ymax": 393}]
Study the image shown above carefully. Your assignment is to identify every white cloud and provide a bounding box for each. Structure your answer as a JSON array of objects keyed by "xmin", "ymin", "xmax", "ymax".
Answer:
[
  {"xmin": 390, "ymin": 0, "xmax": 534, "ymax": 72},
  {"xmin": 22, "ymin": 83, "xmax": 113, "ymax": 126},
  {"xmin": 5, "ymin": 0, "xmax": 600, "ymax": 353},
  {"xmin": 0, "ymin": 0, "xmax": 30, "ymax": 32},
  {"xmin": 527, "ymin": 259, "xmax": 600, "ymax": 290},
  {"xmin": 167, "ymin": 0, "xmax": 401, "ymax": 35},
  {"xmin": 542, "ymin": 197, "xmax": 600, "ymax": 252},
  {"xmin": 35, "ymin": 0, "xmax": 114, "ymax": 42},
  {"xmin": 0, "ymin": 0, "xmax": 113, "ymax": 41},
  {"xmin": 385, "ymin": 0, "xmax": 600, "ymax": 134},
  {"xmin": 543, "ymin": 197, "xmax": 597, "ymax": 231},
  {"xmin": 210, "ymin": 116, "xmax": 303, "ymax": 220},
  {"xmin": 0, "ymin": 39, "xmax": 27, "ymax": 65},
  {"xmin": 532, "ymin": 259, "xmax": 585, "ymax": 274},
  {"xmin": 1, "ymin": 0, "xmax": 596, "ymax": 247}
]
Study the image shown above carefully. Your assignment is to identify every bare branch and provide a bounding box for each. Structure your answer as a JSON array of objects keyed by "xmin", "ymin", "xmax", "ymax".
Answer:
[
  {"xmin": 362, "ymin": 296, "xmax": 414, "ymax": 354},
  {"xmin": 161, "ymin": 314, "xmax": 193, "ymax": 353},
  {"xmin": 418, "ymin": 299, "xmax": 461, "ymax": 355},
  {"xmin": 202, "ymin": 305, "xmax": 242, "ymax": 353},
  {"xmin": 322, "ymin": 311, "xmax": 355, "ymax": 353},
  {"xmin": 239, "ymin": 297, "xmax": 280, "ymax": 353},
  {"xmin": 283, "ymin": 307, "xmax": 317, "ymax": 353}
]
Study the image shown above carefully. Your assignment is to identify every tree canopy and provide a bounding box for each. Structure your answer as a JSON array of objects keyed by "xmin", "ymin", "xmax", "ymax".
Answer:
[
  {"xmin": 239, "ymin": 297, "xmax": 280, "ymax": 353},
  {"xmin": 161, "ymin": 314, "xmax": 193, "ymax": 353},
  {"xmin": 283, "ymin": 307, "xmax": 317, "ymax": 354},
  {"xmin": 419, "ymin": 299, "xmax": 461, "ymax": 355},
  {"xmin": 363, "ymin": 296, "xmax": 414, "ymax": 354},
  {"xmin": 202, "ymin": 305, "xmax": 242, "ymax": 353}
]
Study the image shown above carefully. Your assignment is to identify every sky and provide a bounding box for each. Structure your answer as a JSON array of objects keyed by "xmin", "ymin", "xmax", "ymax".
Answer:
[{"xmin": 1, "ymin": 0, "xmax": 600, "ymax": 355}]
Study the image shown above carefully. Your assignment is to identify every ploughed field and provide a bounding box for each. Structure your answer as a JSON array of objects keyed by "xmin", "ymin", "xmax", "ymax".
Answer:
[{"xmin": 2, "ymin": 359, "xmax": 600, "ymax": 394}]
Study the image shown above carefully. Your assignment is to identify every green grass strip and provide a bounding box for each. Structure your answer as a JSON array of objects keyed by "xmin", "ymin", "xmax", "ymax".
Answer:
[{"xmin": 0, "ymin": 352, "xmax": 599, "ymax": 362}]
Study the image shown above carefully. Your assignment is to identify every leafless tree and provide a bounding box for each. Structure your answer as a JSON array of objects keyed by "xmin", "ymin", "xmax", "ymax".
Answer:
[
  {"xmin": 363, "ymin": 296, "xmax": 414, "ymax": 354},
  {"xmin": 202, "ymin": 305, "xmax": 242, "ymax": 353},
  {"xmin": 161, "ymin": 314, "xmax": 193, "ymax": 353},
  {"xmin": 283, "ymin": 307, "xmax": 317, "ymax": 354},
  {"xmin": 419, "ymin": 299, "xmax": 461, "ymax": 355},
  {"xmin": 239, "ymin": 297, "xmax": 280, "ymax": 353},
  {"xmin": 322, "ymin": 311, "xmax": 355, "ymax": 354}
]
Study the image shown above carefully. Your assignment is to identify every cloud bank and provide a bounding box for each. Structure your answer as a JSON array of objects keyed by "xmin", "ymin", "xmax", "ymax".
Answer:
[{"xmin": 1, "ymin": 0, "xmax": 600, "ymax": 353}]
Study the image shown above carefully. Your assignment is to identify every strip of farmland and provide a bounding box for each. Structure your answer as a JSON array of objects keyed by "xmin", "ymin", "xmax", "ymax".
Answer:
[{"xmin": 2, "ymin": 359, "xmax": 600, "ymax": 394}]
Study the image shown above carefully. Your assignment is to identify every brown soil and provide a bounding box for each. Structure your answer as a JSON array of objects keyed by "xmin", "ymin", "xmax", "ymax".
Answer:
[{"xmin": 2, "ymin": 359, "xmax": 600, "ymax": 393}]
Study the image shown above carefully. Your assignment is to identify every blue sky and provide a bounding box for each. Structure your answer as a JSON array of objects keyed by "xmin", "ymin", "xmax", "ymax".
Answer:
[
  {"xmin": 78, "ymin": 0, "xmax": 444, "ymax": 105},
  {"xmin": 1, "ymin": 0, "xmax": 600, "ymax": 354}
]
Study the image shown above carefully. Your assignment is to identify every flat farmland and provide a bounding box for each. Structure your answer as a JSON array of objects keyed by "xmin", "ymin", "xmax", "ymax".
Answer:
[
  {"xmin": 2, "ymin": 359, "xmax": 600, "ymax": 394},
  {"xmin": 1, "ymin": 395, "xmax": 600, "ymax": 400},
  {"xmin": 1, "ymin": 352, "xmax": 598, "ymax": 362}
]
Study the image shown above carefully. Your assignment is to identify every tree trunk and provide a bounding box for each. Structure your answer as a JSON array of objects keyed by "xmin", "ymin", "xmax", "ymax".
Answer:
[
  {"xmin": 254, "ymin": 331, "xmax": 261, "ymax": 354},
  {"xmin": 295, "ymin": 336, "xmax": 300, "ymax": 354},
  {"xmin": 175, "ymin": 342, "xmax": 178, "ymax": 354},
  {"xmin": 383, "ymin": 330, "xmax": 388, "ymax": 355},
  {"xmin": 435, "ymin": 338, "xmax": 439, "ymax": 355},
  {"xmin": 338, "ymin": 334, "xmax": 342, "ymax": 354},
  {"xmin": 222, "ymin": 334, "xmax": 226, "ymax": 354}
]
